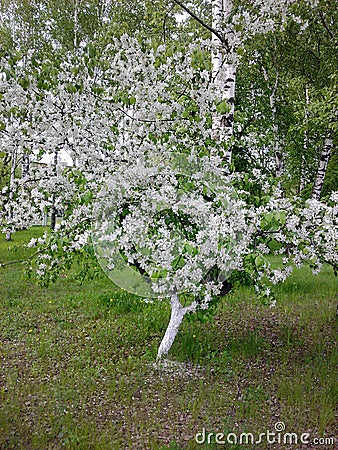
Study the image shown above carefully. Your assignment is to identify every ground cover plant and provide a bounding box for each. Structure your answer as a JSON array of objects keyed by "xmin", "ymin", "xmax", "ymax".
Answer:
[{"xmin": 0, "ymin": 227, "xmax": 336, "ymax": 449}]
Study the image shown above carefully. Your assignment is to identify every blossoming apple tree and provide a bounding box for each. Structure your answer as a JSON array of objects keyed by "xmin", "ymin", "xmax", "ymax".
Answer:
[{"xmin": 0, "ymin": 35, "xmax": 337, "ymax": 360}]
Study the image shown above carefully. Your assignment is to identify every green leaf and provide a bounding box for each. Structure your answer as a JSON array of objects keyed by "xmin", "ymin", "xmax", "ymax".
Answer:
[
  {"xmin": 66, "ymin": 84, "xmax": 77, "ymax": 94},
  {"xmin": 183, "ymin": 243, "xmax": 197, "ymax": 256},
  {"xmin": 18, "ymin": 77, "xmax": 30, "ymax": 89},
  {"xmin": 255, "ymin": 255, "xmax": 265, "ymax": 269},
  {"xmin": 151, "ymin": 268, "xmax": 168, "ymax": 279},
  {"xmin": 88, "ymin": 43, "xmax": 96, "ymax": 59},
  {"xmin": 216, "ymin": 100, "xmax": 231, "ymax": 115},
  {"xmin": 276, "ymin": 211, "xmax": 286, "ymax": 227},
  {"xmin": 171, "ymin": 255, "xmax": 185, "ymax": 269}
]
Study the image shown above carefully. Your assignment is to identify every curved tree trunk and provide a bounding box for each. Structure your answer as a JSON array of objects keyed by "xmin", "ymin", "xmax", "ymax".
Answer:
[{"xmin": 156, "ymin": 291, "xmax": 197, "ymax": 361}]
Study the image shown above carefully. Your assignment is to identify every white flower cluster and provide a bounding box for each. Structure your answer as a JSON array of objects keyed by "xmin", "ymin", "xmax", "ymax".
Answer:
[{"xmin": 1, "ymin": 36, "xmax": 336, "ymax": 302}]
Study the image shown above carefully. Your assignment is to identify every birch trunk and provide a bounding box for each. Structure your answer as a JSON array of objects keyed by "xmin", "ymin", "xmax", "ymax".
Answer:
[
  {"xmin": 211, "ymin": 0, "xmax": 236, "ymax": 166},
  {"xmin": 222, "ymin": 62, "xmax": 236, "ymax": 165},
  {"xmin": 312, "ymin": 135, "xmax": 333, "ymax": 200},
  {"xmin": 156, "ymin": 291, "xmax": 197, "ymax": 361},
  {"xmin": 22, "ymin": 152, "xmax": 30, "ymax": 179},
  {"xmin": 5, "ymin": 150, "xmax": 17, "ymax": 241}
]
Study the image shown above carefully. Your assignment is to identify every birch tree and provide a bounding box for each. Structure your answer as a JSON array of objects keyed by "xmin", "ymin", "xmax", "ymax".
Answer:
[
  {"xmin": 312, "ymin": 135, "xmax": 333, "ymax": 200},
  {"xmin": 171, "ymin": 0, "xmax": 309, "ymax": 170},
  {"xmin": 173, "ymin": 0, "xmax": 236, "ymax": 165},
  {"xmin": 210, "ymin": 0, "xmax": 236, "ymax": 165},
  {"xmin": 283, "ymin": 0, "xmax": 337, "ymax": 198}
]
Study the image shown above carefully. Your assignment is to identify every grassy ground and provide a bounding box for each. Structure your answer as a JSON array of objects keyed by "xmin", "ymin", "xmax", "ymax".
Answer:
[{"xmin": 0, "ymin": 227, "xmax": 337, "ymax": 449}]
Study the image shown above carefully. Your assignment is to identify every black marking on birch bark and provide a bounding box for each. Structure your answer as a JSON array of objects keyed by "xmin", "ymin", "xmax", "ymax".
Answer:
[
  {"xmin": 221, "ymin": 114, "xmax": 234, "ymax": 128},
  {"xmin": 312, "ymin": 136, "xmax": 333, "ymax": 200},
  {"xmin": 22, "ymin": 153, "xmax": 30, "ymax": 179}
]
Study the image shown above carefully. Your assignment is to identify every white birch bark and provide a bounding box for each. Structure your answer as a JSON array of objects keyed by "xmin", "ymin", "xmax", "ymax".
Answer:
[
  {"xmin": 156, "ymin": 291, "xmax": 197, "ymax": 361},
  {"xmin": 223, "ymin": 62, "xmax": 236, "ymax": 165},
  {"xmin": 211, "ymin": 0, "xmax": 223, "ymax": 145},
  {"xmin": 22, "ymin": 152, "xmax": 30, "ymax": 179},
  {"xmin": 211, "ymin": 0, "xmax": 236, "ymax": 166},
  {"xmin": 211, "ymin": 0, "xmax": 223, "ymax": 78},
  {"xmin": 312, "ymin": 135, "xmax": 333, "ymax": 200}
]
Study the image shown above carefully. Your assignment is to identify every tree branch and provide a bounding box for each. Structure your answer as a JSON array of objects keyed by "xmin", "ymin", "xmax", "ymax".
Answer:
[
  {"xmin": 0, "ymin": 247, "xmax": 46, "ymax": 268},
  {"xmin": 171, "ymin": 0, "xmax": 229, "ymax": 48},
  {"xmin": 318, "ymin": 10, "xmax": 335, "ymax": 40}
]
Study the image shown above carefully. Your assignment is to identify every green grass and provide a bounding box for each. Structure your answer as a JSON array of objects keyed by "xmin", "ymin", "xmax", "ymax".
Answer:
[{"xmin": 0, "ymin": 227, "xmax": 337, "ymax": 449}]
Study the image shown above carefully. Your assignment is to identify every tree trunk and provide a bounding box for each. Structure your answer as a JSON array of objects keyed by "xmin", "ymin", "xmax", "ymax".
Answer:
[
  {"xmin": 156, "ymin": 291, "xmax": 197, "ymax": 361},
  {"xmin": 50, "ymin": 193, "xmax": 56, "ymax": 231},
  {"xmin": 222, "ymin": 63, "xmax": 236, "ymax": 165},
  {"xmin": 211, "ymin": 0, "xmax": 236, "ymax": 166},
  {"xmin": 22, "ymin": 152, "xmax": 30, "ymax": 179},
  {"xmin": 172, "ymin": 0, "xmax": 236, "ymax": 165},
  {"xmin": 211, "ymin": 0, "xmax": 224, "ymax": 144},
  {"xmin": 312, "ymin": 135, "xmax": 333, "ymax": 200}
]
